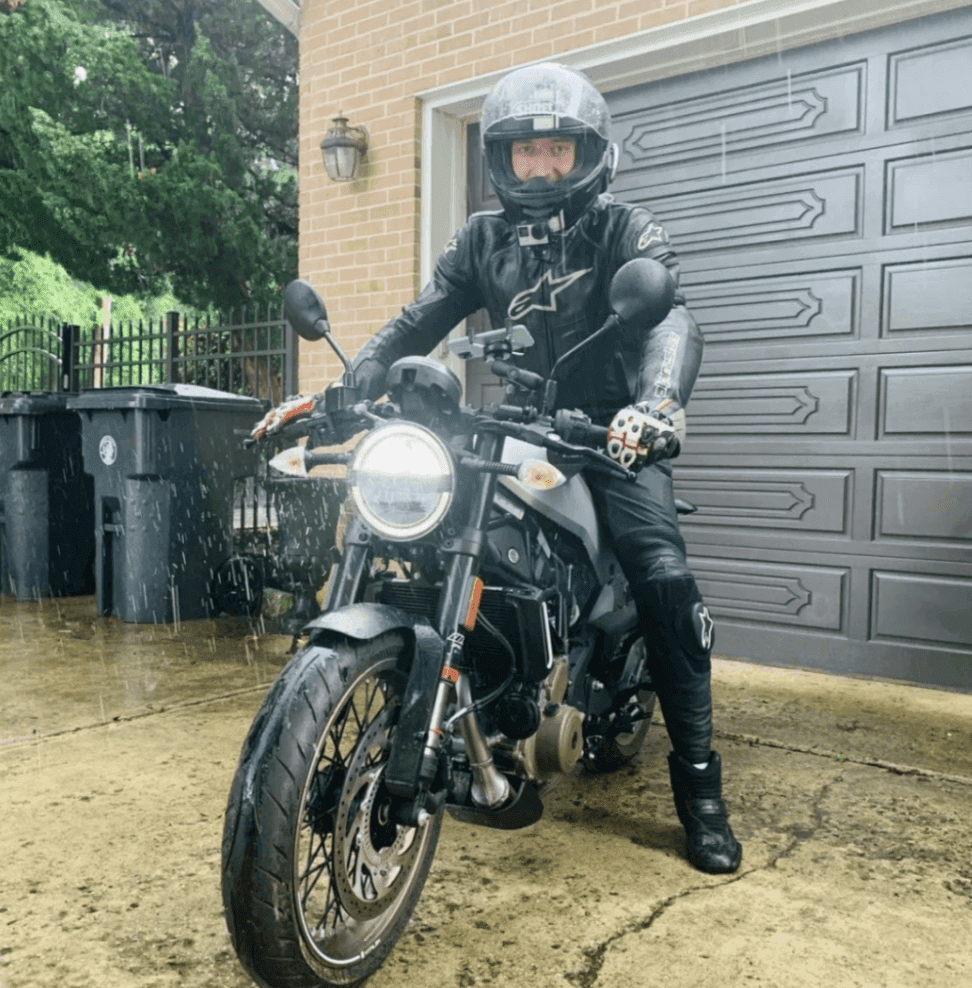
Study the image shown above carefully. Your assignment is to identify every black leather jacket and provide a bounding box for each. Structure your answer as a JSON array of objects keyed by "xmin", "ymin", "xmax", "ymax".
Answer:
[{"xmin": 353, "ymin": 194, "xmax": 703, "ymax": 425}]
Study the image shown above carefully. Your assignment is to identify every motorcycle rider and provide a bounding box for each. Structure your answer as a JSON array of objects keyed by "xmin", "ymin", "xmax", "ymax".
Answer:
[{"xmin": 257, "ymin": 63, "xmax": 741, "ymax": 874}]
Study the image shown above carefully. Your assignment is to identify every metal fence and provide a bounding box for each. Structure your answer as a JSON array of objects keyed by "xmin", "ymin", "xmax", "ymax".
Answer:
[{"xmin": 1, "ymin": 308, "xmax": 299, "ymax": 540}]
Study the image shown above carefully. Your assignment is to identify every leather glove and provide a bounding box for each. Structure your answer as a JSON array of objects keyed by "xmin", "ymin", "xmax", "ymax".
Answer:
[
  {"xmin": 250, "ymin": 394, "xmax": 317, "ymax": 441},
  {"xmin": 606, "ymin": 400, "xmax": 683, "ymax": 469}
]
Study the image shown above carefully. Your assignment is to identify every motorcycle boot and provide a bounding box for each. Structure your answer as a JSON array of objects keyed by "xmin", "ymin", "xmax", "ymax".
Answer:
[
  {"xmin": 667, "ymin": 750, "xmax": 742, "ymax": 874},
  {"xmin": 629, "ymin": 563, "xmax": 742, "ymax": 874}
]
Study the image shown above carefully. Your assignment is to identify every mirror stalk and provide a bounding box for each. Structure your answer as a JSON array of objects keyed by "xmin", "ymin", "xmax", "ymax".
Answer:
[
  {"xmin": 314, "ymin": 318, "xmax": 357, "ymax": 387},
  {"xmin": 541, "ymin": 313, "xmax": 620, "ymax": 416}
]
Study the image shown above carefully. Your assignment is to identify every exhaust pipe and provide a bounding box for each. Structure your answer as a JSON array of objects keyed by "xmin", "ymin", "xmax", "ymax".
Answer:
[{"xmin": 455, "ymin": 673, "xmax": 511, "ymax": 809}]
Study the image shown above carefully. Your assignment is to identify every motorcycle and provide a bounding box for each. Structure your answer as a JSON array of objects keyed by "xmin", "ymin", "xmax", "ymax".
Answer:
[{"xmin": 221, "ymin": 257, "xmax": 692, "ymax": 987}]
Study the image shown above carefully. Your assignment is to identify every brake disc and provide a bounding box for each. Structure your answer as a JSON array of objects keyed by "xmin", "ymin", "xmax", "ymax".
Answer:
[{"xmin": 332, "ymin": 707, "xmax": 422, "ymax": 921}]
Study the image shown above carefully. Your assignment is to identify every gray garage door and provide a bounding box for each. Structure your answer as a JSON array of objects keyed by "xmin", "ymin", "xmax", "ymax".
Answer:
[{"xmin": 465, "ymin": 7, "xmax": 972, "ymax": 689}]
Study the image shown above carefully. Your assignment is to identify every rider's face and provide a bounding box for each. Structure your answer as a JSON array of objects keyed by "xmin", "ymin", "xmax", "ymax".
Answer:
[{"xmin": 511, "ymin": 137, "xmax": 576, "ymax": 182}]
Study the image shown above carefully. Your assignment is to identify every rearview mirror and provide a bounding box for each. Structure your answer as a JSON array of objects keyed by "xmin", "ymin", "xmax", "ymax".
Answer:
[
  {"xmin": 609, "ymin": 258, "xmax": 675, "ymax": 327},
  {"xmin": 283, "ymin": 279, "xmax": 330, "ymax": 342}
]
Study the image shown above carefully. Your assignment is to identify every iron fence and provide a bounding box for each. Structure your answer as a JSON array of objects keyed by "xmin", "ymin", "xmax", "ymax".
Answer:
[{"xmin": 1, "ymin": 308, "xmax": 299, "ymax": 540}]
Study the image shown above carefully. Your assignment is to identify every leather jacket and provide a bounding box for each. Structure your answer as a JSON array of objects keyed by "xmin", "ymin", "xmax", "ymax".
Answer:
[{"xmin": 352, "ymin": 193, "xmax": 703, "ymax": 425}]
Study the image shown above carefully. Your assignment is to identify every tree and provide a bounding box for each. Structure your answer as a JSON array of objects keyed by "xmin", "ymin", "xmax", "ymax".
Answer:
[{"xmin": 0, "ymin": 0, "xmax": 298, "ymax": 311}]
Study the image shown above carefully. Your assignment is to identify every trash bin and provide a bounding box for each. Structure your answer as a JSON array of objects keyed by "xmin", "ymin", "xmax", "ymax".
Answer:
[
  {"xmin": 67, "ymin": 384, "xmax": 264, "ymax": 623},
  {"xmin": 0, "ymin": 392, "xmax": 95, "ymax": 599},
  {"xmin": 264, "ymin": 475, "xmax": 346, "ymax": 629}
]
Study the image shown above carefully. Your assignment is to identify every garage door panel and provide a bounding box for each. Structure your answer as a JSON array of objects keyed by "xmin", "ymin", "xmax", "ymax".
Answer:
[
  {"xmin": 871, "ymin": 571, "xmax": 972, "ymax": 647},
  {"xmin": 689, "ymin": 555, "xmax": 847, "ymax": 631},
  {"xmin": 682, "ymin": 267, "xmax": 861, "ymax": 345},
  {"xmin": 690, "ymin": 369, "xmax": 855, "ymax": 436},
  {"xmin": 883, "ymin": 255, "xmax": 972, "ymax": 335},
  {"xmin": 673, "ymin": 467, "xmax": 851, "ymax": 533},
  {"xmin": 886, "ymin": 146, "xmax": 972, "ymax": 231},
  {"xmin": 876, "ymin": 471, "xmax": 972, "ymax": 542},
  {"xmin": 638, "ymin": 168, "xmax": 863, "ymax": 255},
  {"xmin": 888, "ymin": 34, "xmax": 972, "ymax": 128},
  {"xmin": 879, "ymin": 365, "xmax": 972, "ymax": 435},
  {"xmin": 617, "ymin": 62, "xmax": 865, "ymax": 176}
]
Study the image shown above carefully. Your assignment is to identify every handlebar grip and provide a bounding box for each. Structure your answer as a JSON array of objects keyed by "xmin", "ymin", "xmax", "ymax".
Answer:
[
  {"xmin": 489, "ymin": 359, "xmax": 545, "ymax": 392},
  {"xmin": 583, "ymin": 423, "xmax": 609, "ymax": 444}
]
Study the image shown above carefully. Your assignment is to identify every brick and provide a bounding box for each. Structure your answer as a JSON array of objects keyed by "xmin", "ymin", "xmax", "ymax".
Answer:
[
  {"xmin": 618, "ymin": 0, "xmax": 664, "ymax": 17},
  {"xmin": 430, "ymin": 0, "xmax": 473, "ymax": 16},
  {"xmin": 453, "ymin": 10, "xmax": 490, "ymax": 35},
  {"xmin": 369, "ymin": 203, "xmax": 401, "ymax": 220},
  {"xmin": 439, "ymin": 31, "xmax": 473, "ymax": 54},
  {"xmin": 687, "ymin": 0, "xmax": 737, "ymax": 15},
  {"xmin": 573, "ymin": 8, "xmax": 616, "ymax": 33},
  {"xmin": 598, "ymin": 14, "xmax": 641, "ymax": 41},
  {"xmin": 640, "ymin": 5, "xmax": 688, "ymax": 29},
  {"xmin": 549, "ymin": 0, "xmax": 598, "ymax": 19}
]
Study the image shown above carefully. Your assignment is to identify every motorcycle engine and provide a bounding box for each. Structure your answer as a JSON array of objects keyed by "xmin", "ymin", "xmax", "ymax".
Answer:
[{"xmin": 506, "ymin": 658, "xmax": 585, "ymax": 780}]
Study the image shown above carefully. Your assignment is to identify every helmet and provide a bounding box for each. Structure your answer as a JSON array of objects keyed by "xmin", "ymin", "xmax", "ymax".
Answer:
[{"xmin": 480, "ymin": 63, "xmax": 617, "ymax": 229}]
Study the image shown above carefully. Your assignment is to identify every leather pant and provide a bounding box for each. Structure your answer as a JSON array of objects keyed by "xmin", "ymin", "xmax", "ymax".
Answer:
[{"xmin": 587, "ymin": 460, "xmax": 713, "ymax": 764}]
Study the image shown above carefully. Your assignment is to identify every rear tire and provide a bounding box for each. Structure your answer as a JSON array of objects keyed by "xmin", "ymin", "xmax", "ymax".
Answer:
[
  {"xmin": 221, "ymin": 632, "xmax": 442, "ymax": 987},
  {"xmin": 586, "ymin": 637, "xmax": 656, "ymax": 773}
]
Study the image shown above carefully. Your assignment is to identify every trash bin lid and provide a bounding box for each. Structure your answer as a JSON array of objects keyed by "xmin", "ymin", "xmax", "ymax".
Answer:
[
  {"xmin": 66, "ymin": 384, "xmax": 266, "ymax": 413},
  {"xmin": 0, "ymin": 391, "xmax": 72, "ymax": 416}
]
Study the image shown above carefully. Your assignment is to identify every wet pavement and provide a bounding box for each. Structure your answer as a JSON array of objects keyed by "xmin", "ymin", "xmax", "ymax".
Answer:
[{"xmin": 2, "ymin": 594, "xmax": 971, "ymax": 988}]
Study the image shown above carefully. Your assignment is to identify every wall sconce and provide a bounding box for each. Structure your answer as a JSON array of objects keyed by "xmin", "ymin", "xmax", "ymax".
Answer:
[{"xmin": 320, "ymin": 115, "xmax": 369, "ymax": 183}]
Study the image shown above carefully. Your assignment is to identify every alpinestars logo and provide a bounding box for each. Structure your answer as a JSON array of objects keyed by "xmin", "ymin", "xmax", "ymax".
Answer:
[
  {"xmin": 699, "ymin": 606, "xmax": 714, "ymax": 651},
  {"xmin": 507, "ymin": 268, "xmax": 592, "ymax": 320},
  {"xmin": 637, "ymin": 223, "xmax": 666, "ymax": 252}
]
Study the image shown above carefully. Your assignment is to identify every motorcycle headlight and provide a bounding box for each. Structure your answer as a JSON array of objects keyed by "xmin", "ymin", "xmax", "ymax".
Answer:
[{"xmin": 348, "ymin": 423, "xmax": 454, "ymax": 541}]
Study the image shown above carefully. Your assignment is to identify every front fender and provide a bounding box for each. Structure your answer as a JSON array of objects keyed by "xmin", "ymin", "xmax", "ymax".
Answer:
[
  {"xmin": 303, "ymin": 602, "xmax": 421, "ymax": 642},
  {"xmin": 306, "ymin": 603, "xmax": 445, "ymax": 800}
]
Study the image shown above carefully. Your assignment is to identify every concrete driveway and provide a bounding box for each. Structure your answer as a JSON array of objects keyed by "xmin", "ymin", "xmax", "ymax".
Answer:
[{"xmin": 1, "ymin": 595, "xmax": 970, "ymax": 988}]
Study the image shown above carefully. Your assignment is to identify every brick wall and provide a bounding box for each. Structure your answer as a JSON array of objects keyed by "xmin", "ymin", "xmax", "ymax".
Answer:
[{"xmin": 298, "ymin": 0, "xmax": 745, "ymax": 393}]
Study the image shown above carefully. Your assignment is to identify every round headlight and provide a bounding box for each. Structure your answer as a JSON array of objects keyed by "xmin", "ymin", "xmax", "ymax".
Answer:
[{"xmin": 348, "ymin": 423, "xmax": 454, "ymax": 541}]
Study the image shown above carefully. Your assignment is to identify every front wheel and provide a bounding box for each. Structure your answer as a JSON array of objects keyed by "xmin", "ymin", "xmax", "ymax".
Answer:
[{"xmin": 221, "ymin": 632, "xmax": 443, "ymax": 987}]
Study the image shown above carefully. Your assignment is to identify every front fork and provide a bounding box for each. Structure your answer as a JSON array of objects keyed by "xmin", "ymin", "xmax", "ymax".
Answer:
[
  {"xmin": 323, "ymin": 430, "xmax": 510, "ymax": 810},
  {"xmin": 421, "ymin": 429, "xmax": 510, "ymax": 808}
]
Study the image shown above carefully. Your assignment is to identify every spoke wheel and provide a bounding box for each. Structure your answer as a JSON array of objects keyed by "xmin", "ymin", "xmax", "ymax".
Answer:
[
  {"xmin": 586, "ymin": 637, "xmax": 656, "ymax": 773},
  {"xmin": 222, "ymin": 633, "xmax": 443, "ymax": 988}
]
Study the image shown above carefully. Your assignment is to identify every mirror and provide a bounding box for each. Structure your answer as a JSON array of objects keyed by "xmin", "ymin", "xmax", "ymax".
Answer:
[
  {"xmin": 283, "ymin": 279, "xmax": 330, "ymax": 342},
  {"xmin": 609, "ymin": 258, "xmax": 675, "ymax": 327}
]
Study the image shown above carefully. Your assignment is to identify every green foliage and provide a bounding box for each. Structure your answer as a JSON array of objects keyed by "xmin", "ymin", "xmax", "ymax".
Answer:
[
  {"xmin": 0, "ymin": 246, "xmax": 210, "ymax": 326},
  {"xmin": 0, "ymin": 0, "xmax": 298, "ymax": 312}
]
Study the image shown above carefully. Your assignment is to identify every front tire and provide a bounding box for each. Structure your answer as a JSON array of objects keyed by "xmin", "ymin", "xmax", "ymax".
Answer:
[{"xmin": 221, "ymin": 632, "xmax": 442, "ymax": 987}]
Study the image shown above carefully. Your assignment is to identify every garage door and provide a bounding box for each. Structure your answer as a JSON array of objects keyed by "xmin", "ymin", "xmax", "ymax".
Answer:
[{"xmin": 465, "ymin": 7, "xmax": 972, "ymax": 689}]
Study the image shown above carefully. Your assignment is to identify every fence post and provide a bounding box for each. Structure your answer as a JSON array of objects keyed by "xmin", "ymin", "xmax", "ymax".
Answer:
[
  {"xmin": 60, "ymin": 324, "xmax": 78, "ymax": 392},
  {"xmin": 284, "ymin": 318, "xmax": 298, "ymax": 400},
  {"xmin": 165, "ymin": 311, "xmax": 180, "ymax": 383}
]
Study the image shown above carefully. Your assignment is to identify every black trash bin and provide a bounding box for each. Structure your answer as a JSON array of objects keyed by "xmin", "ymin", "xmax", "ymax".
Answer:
[
  {"xmin": 0, "ymin": 392, "xmax": 95, "ymax": 599},
  {"xmin": 67, "ymin": 384, "xmax": 263, "ymax": 623},
  {"xmin": 265, "ymin": 475, "xmax": 346, "ymax": 629}
]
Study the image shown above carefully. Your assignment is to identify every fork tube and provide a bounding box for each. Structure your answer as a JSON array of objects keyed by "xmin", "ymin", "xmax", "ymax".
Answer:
[
  {"xmin": 322, "ymin": 516, "xmax": 371, "ymax": 611},
  {"xmin": 431, "ymin": 431, "xmax": 512, "ymax": 808},
  {"xmin": 433, "ymin": 431, "xmax": 503, "ymax": 638}
]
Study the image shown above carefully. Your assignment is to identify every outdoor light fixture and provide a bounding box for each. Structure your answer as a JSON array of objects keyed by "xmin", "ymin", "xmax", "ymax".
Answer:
[{"xmin": 320, "ymin": 114, "xmax": 369, "ymax": 182}]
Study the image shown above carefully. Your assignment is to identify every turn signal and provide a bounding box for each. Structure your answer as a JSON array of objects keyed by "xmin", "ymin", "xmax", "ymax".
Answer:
[
  {"xmin": 516, "ymin": 459, "xmax": 566, "ymax": 491},
  {"xmin": 269, "ymin": 445, "xmax": 309, "ymax": 477}
]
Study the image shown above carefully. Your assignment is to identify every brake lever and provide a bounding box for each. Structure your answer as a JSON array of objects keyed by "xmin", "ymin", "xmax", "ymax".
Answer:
[
  {"xmin": 475, "ymin": 417, "xmax": 636, "ymax": 481},
  {"xmin": 541, "ymin": 432, "xmax": 637, "ymax": 481}
]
